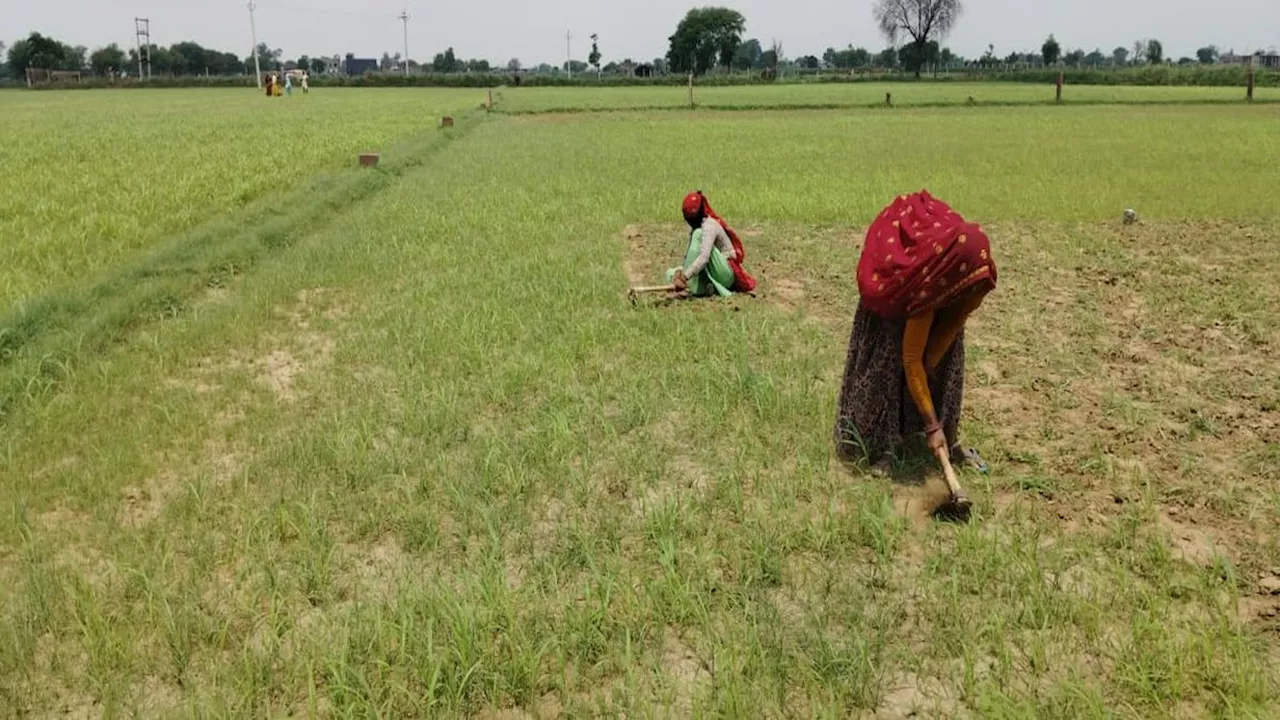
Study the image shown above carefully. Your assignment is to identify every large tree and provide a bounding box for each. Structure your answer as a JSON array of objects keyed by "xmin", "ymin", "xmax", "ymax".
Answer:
[
  {"xmin": 898, "ymin": 40, "xmax": 939, "ymax": 74},
  {"xmin": 1145, "ymin": 39, "xmax": 1163, "ymax": 65},
  {"xmin": 732, "ymin": 38, "xmax": 762, "ymax": 71},
  {"xmin": 1132, "ymin": 40, "xmax": 1146, "ymax": 64},
  {"xmin": 825, "ymin": 45, "xmax": 873, "ymax": 70},
  {"xmin": 90, "ymin": 44, "xmax": 127, "ymax": 75},
  {"xmin": 130, "ymin": 44, "xmax": 176, "ymax": 75},
  {"xmin": 1196, "ymin": 45, "xmax": 1218, "ymax": 64},
  {"xmin": 1041, "ymin": 35, "xmax": 1061, "ymax": 65},
  {"xmin": 1112, "ymin": 46, "xmax": 1129, "ymax": 66},
  {"xmin": 759, "ymin": 47, "xmax": 777, "ymax": 72},
  {"xmin": 873, "ymin": 0, "xmax": 963, "ymax": 78},
  {"xmin": 7, "ymin": 32, "xmax": 70, "ymax": 74},
  {"xmin": 246, "ymin": 43, "xmax": 280, "ymax": 74},
  {"xmin": 66, "ymin": 45, "xmax": 88, "ymax": 71},
  {"xmin": 665, "ymin": 7, "xmax": 746, "ymax": 75},
  {"xmin": 432, "ymin": 47, "xmax": 458, "ymax": 73},
  {"xmin": 169, "ymin": 41, "xmax": 209, "ymax": 75}
]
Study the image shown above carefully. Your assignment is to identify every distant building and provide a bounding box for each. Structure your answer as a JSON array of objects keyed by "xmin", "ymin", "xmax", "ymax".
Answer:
[
  {"xmin": 1221, "ymin": 51, "xmax": 1280, "ymax": 69},
  {"xmin": 343, "ymin": 54, "xmax": 379, "ymax": 75}
]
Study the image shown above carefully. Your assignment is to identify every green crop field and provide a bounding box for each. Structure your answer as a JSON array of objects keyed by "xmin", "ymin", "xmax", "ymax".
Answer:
[
  {"xmin": 497, "ymin": 80, "xmax": 1278, "ymax": 113},
  {"xmin": 2, "ymin": 88, "xmax": 1278, "ymax": 717},
  {"xmin": 0, "ymin": 88, "xmax": 481, "ymax": 309}
]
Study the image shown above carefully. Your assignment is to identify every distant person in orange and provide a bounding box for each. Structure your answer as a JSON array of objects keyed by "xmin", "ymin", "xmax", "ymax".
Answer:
[{"xmin": 264, "ymin": 73, "xmax": 273, "ymax": 97}]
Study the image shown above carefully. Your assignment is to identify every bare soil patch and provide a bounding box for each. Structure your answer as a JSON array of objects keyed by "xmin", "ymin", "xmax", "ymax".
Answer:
[
  {"xmin": 339, "ymin": 533, "xmax": 411, "ymax": 602},
  {"xmin": 970, "ymin": 220, "xmax": 1278, "ymax": 561},
  {"xmin": 181, "ymin": 287, "xmax": 346, "ymax": 403},
  {"xmin": 117, "ymin": 475, "xmax": 178, "ymax": 529},
  {"xmin": 662, "ymin": 627, "xmax": 710, "ymax": 716},
  {"xmin": 875, "ymin": 672, "xmax": 954, "ymax": 719}
]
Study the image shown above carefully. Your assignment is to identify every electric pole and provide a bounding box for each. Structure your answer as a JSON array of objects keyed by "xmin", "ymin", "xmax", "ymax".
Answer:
[
  {"xmin": 134, "ymin": 18, "xmax": 151, "ymax": 79},
  {"xmin": 398, "ymin": 10, "xmax": 410, "ymax": 76},
  {"xmin": 247, "ymin": 1, "xmax": 261, "ymax": 88},
  {"xmin": 566, "ymin": 30, "xmax": 572, "ymax": 79}
]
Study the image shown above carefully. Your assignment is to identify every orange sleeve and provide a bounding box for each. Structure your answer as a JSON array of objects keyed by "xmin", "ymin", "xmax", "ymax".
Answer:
[
  {"xmin": 925, "ymin": 289, "xmax": 987, "ymax": 373},
  {"xmin": 903, "ymin": 312, "xmax": 938, "ymax": 429}
]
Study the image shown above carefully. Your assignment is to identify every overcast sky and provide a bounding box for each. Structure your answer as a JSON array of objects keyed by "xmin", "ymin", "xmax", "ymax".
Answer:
[{"xmin": 5, "ymin": 0, "xmax": 1277, "ymax": 65}]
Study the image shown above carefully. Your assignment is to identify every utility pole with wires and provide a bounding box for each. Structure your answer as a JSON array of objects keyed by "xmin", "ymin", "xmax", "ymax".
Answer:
[
  {"xmin": 398, "ymin": 10, "xmax": 410, "ymax": 76},
  {"xmin": 566, "ymin": 30, "xmax": 572, "ymax": 79},
  {"xmin": 247, "ymin": 1, "xmax": 262, "ymax": 88},
  {"xmin": 134, "ymin": 18, "xmax": 151, "ymax": 79}
]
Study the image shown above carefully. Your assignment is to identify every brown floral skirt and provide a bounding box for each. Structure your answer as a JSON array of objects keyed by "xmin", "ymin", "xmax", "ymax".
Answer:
[{"xmin": 834, "ymin": 302, "xmax": 966, "ymax": 464}]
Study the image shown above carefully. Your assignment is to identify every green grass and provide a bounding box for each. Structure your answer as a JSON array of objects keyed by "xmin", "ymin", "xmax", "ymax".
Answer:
[
  {"xmin": 1, "ymin": 91, "xmax": 1278, "ymax": 716},
  {"xmin": 498, "ymin": 81, "xmax": 1280, "ymax": 113},
  {"xmin": 0, "ymin": 88, "xmax": 485, "ymax": 309}
]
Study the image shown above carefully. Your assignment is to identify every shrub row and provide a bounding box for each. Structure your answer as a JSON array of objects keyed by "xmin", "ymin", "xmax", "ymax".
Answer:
[{"xmin": 15, "ymin": 64, "xmax": 1277, "ymax": 91}]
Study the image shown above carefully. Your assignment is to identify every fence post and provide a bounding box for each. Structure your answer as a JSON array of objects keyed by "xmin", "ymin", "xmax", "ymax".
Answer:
[
  {"xmin": 1247, "ymin": 69, "xmax": 1255, "ymax": 102},
  {"xmin": 885, "ymin": 92, "xmax": 892, "ymax": 107},
  {"xmin": 688, "ymin": 71, "xmax": 695, "ymax": 108},
  {"xmin": 1056, "ymin": 71, "xmax": 1064, "ymax": 103},
  {"xmin": 487, "ymin": 88, "xmax": 493, "ymax": 111}
]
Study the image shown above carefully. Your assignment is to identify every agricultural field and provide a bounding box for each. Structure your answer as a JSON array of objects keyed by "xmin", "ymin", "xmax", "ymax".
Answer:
[
  {"xmin": 1, "ymin": 88, "xmax": 1279, "ymax": 717},
  {"xmin": 497, "ymin": 80, "xmax": 1279, "ymax": 113},
  {"xmin": 0, "ymin": 88, "xmax": 481, "ymax": 308}
]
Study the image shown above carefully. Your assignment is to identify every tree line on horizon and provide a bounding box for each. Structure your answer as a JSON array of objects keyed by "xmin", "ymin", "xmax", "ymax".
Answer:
[{"xmin": 2, "ymin": 0, "xmax": 1271, "ymax": 82}]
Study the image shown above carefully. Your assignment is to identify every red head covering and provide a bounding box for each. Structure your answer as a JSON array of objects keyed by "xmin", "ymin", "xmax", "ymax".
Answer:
[
  {"xmin": 856, "ymin": 190, "xmax": 996, "ymax": 318},
  {"xmin": 680, "ymin": 190, "xmax": 757, "ymax": 293},
  {"xmin": 682, "ymin": 192, "xmax": 705, "ymax": 226}
]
